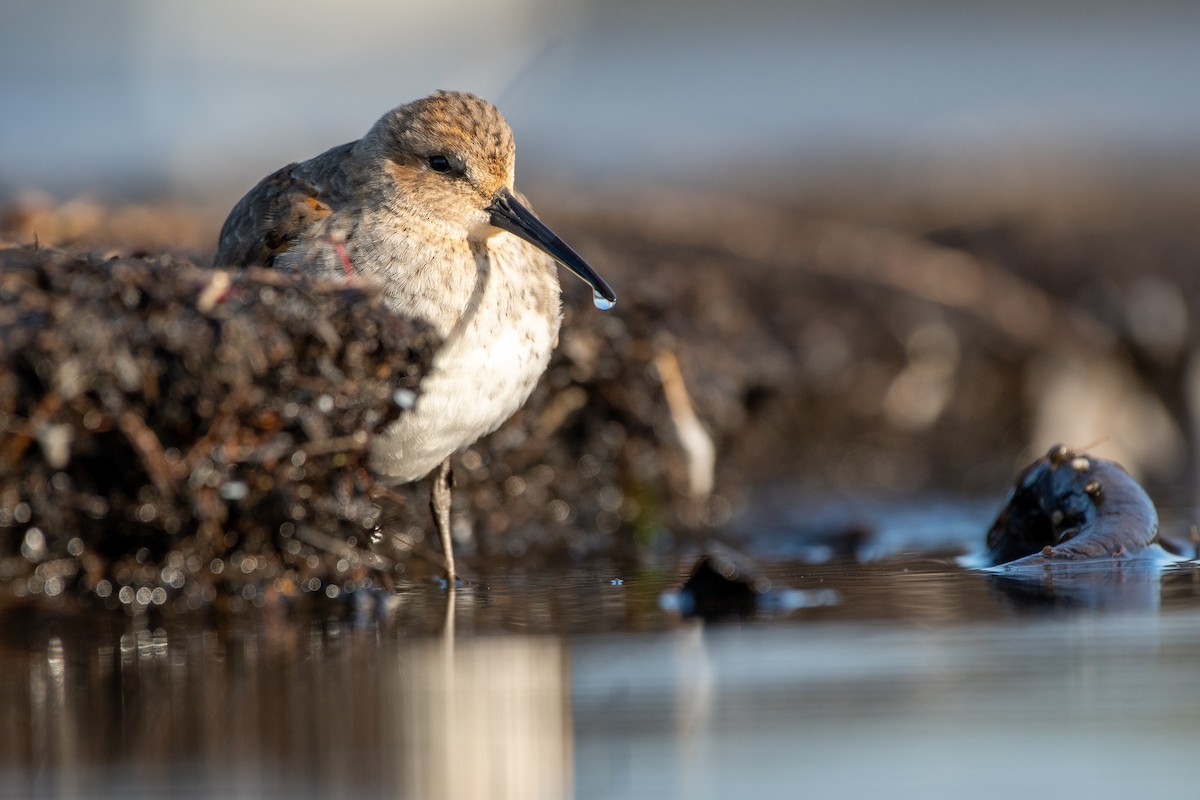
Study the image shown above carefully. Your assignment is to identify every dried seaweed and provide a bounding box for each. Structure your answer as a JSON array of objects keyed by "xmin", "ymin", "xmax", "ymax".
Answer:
[{"xmin": 0, "ymin": 246, "xmax": 437, "ymax": 607}]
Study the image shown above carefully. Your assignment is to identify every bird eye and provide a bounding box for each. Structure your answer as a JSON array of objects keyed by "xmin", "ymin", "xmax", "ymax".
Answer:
[{"xmin": 428, "ymin": 155, "xmax": 452, "ymax": 173}]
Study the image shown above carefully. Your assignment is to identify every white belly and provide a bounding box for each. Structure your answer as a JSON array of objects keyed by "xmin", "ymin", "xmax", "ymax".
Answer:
[{"xmin": 368, "ymin": 238, "xmax": 560, "ymax": 485}]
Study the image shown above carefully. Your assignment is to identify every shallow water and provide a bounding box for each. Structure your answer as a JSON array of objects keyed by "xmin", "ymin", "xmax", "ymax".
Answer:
[{"xmin": 4, "ymin": 501, "xmax": 1200, "ymax": 799}]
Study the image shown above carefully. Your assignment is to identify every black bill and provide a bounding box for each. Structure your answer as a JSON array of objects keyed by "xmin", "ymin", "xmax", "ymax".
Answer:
[{"xmin": 488, "ymin": 187, "xmax": 616, "ymax": 306}]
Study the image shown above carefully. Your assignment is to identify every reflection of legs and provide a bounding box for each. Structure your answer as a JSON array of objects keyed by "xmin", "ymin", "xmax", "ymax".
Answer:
[{"xmin": 431, "ymin": 457, "xmax": 456, "ymax": 583}]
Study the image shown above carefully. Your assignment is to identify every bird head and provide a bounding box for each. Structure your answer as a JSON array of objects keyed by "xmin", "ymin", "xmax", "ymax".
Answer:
[{"xmin": 362, "ymin": 90, "xmax": 615, "ymax": 307}]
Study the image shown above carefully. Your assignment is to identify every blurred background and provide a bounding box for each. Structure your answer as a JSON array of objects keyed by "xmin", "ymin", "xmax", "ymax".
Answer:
[{"xmin": 4, "ymin": 0, "xmax": 1200, "ymax": 194}]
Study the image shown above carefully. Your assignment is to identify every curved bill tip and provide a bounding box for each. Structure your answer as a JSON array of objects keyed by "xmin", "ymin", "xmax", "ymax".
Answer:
[{"xmin": 488, "ymin": 187, "xmax": 616, "ymax": 308}]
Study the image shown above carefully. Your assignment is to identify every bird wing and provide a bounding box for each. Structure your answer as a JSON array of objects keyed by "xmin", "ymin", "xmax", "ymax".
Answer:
[{"xmin": 213, "ymin": 143, "xmax": 355, "ymax": 268}]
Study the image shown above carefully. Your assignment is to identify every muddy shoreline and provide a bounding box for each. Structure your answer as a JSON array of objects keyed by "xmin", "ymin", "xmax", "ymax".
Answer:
[{"xmin": 2, "ymin": 175, "xmax": 1199, "ymax": 606}]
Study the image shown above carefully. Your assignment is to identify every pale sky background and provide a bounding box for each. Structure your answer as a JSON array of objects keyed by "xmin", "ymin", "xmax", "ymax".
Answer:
[{"xmin": 2, "ymin": 0, "xmax": 1199, "ymax": 198}]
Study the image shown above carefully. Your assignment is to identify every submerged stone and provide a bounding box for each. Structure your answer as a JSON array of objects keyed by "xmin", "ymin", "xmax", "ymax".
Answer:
[{"xmin": 983, "ymin": 445, "xmax": 1159, "ymax": 567}]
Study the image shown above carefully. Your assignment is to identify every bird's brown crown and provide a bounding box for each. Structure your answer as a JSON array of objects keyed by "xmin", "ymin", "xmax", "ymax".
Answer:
[{"xmin": 363, "ymin": 90, "xmax": 516, "ymax": 209}]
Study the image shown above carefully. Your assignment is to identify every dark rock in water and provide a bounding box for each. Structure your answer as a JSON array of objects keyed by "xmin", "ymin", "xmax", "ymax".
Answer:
[
  {"xmin": 0, "ymin": 245, "xmax": 438, "ymax": 606},
  {"xmin": 674, "ymin": 542, "xmax": 771, "ymax": 619},
  {"xmin": 983, "ymin": 444, "xmax": 1159, "ymax": 567}
]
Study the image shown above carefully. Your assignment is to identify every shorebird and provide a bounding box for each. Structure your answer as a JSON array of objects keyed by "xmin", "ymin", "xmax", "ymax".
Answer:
[{"xmin": 213, "ymin": 90, "xmax": 616, "ymax": 582}]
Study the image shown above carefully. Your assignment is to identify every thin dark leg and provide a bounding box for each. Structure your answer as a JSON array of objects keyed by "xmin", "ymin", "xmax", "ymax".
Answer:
[{"xmin": 431, "ymin": 457, "xmax": 456, "ymax": 584}]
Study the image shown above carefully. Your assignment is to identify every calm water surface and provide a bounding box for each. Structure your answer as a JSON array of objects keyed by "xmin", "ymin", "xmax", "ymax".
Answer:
[{"xmin": 4, "ymin": 501, "xmax": 1200, "ymax": 799}]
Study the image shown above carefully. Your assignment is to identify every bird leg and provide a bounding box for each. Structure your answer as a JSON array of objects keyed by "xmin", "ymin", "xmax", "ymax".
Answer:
[
  {"xmin": 320, "ymin": 231, "xmax": 355, "ymax": 277},
  {"xmin": 431, "ymin": 457, "xmax": 456, "ymax": 584},
  {"xmin": 334, "ymin": 240, "xmax": 354, "ymax": 277}
]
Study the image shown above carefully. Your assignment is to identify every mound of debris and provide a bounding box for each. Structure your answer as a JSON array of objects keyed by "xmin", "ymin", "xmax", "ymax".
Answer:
[{"xmin": 0, "ymin": 246, "xmax": 438, "ymax": 608}]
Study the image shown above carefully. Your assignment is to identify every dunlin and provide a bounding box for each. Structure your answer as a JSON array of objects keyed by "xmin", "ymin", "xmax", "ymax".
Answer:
[{"xmin": 214, "ymin": 90, "xmax": 616, "ymax": 581}]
